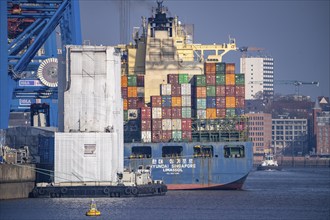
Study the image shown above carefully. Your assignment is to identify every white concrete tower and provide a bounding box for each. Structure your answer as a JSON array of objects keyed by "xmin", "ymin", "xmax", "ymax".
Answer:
[{"xmin": 240, "ymin": 56, "xmax": 274, "ymax": 100}]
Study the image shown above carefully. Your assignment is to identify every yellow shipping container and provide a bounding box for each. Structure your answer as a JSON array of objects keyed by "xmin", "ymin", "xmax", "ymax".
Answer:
[
  {"xmin": 226, "ymin": 96, "xmax": 236, "ymax": 108},
  {"xmin": 123, "ymin": 99, "xmax": 128, "ymax": 110},
  {"xmin": 128, "ymin": 87, "xmax": 137, "ymax": 97},
  {"xmin": 206, "ymin": 108, "xmax": 217, "ymax": 119},
  {"xmin": 172, "ymin": 96, "xmax": 182, "ymax": 107},
  {"xmin": 225, "ymin": 74, "xmax": 235, "ymax": 85},
  {"xmin": 121, "ymin": 75, "xmax": 128, "ymax": 87}
]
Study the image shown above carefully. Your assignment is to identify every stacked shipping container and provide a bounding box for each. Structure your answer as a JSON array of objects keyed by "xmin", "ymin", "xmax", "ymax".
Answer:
[
  {"xmin": 192, "ymin": 62, "xmax": 245, "ymax": 119},
  {"xmin": 121, "ymin": 62, "xmax": 245, "ymax": 143}
]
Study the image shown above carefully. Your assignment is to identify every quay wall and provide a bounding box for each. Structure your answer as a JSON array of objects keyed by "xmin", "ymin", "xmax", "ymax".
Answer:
[
  {"xmin": 253, "ymin": 156, "xmax": 330, "ymax": 168},
  {"xmin": 0, "ymin": 164, "xmax": 36, "ymax": 200}
]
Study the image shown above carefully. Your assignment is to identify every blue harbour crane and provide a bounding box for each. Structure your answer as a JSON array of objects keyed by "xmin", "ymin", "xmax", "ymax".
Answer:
[{"xmin": 0, "ymin": 0, "xmax": 82, "ymax": 129}]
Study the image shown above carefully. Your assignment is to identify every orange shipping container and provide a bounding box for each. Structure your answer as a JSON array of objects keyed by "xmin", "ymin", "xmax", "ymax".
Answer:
[
  {"xmin": 206, "ymin": 108, "xmax": 217, "ymax": 119},
  {"xmin": 225, "ymin": 63, "xmax": 235, "ymax": 74},
  {"xmin": 121, "ymin": 75, "xmax": 128, "ymax": 87},
  {"xmin": 226, "ymin": 96, "xmax": 236, "ymax": 108},
  {"xmin": 204, "ymin": 63, "xmax": 216, "ymax": 74},
  {"xmin": 172, "ymin": 96, "xmax": 182, "ymax": 107},
  {"xmin": 195, "ymin": 87, "xmax": 207, "ymax": 98},
  {"xmin": 127, "ymin": 87, "xmax": 138, "ymax": 97},
  {"xmin": 123, "ymin": 99, "xmax": 128, "ymax": 110},
  {"xmin": 225, "ymin": 74, "xmax": 235, "ymax": 85}
]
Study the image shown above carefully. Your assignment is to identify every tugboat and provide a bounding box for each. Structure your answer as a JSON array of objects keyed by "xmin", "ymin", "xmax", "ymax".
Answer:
[
  {"xmin": 257, "ymin": 154, "xmax": 282, "ymax": 171},
  {"xmin": 86, "ymin": 199, "xmax": 101, "ymax": 217}
]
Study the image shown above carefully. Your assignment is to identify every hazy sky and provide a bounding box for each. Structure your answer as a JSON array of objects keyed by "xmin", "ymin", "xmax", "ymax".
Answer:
[{"xmin": 79, "ymin": 0, "xmax": 329, "ymax": 100}]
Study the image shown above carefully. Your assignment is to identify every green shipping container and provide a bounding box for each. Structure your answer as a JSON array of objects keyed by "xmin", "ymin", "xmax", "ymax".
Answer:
[
  {"xmin": 123, "ymin": 110, "xmax": 128, "ymax": 121},
  {"xmin": 206, "ymin": 86, "xmax": 216, "ymax": 96},
  {"xmin": 216, "ymin": 62, "xmax": 226, "ymax": 74},
  {"xmin": 179, "ymin": 74, "xmax": 189, "ymax": 84},
  {"xmin": 127, "ymin": 75, "xmax": 137, "ymax": 86},
  {"xmin": 194, "ymin": 75, "xmax": 206, "ymax": 87},
  {"xmin": 196, "ymin": 98, "xmax": 206, "ymax": 110},
  {"xmin": 182, "ymin": 107, "xmax": 192, "ymax": 118},
  {"xmin": 235, "ymin": 74, "xmax": 245, "ymax": 85},
  {"xmin": 172, "ymin": 130, "xmax": 182, "ymax": 141},
  {"xmin": 226, "ymin": 108, "xmax": 236, "ymax": 117},
  {"xmin": 216, "ymin": 74, "xmax": 226, "ymax": 85}
]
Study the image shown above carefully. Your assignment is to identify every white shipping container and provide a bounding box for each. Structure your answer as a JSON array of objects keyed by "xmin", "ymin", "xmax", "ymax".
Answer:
[
  {"xmin": 181, "ymin": 95, "xmax": 191, "ymax": 107},
  {"xmin": 152, "ymin": 107, "xmax": 162, "ymax": 119},
  {"xmin": 181, "ymin": 83, "xmax": 191, "ymax": 95},
  {"xmin": 162, "ymin": 119, "xmax": 172, "ymax": 131},
  {"xmin": 141, "ymin": 131, "xmax": 152, "ymax": 143},
  {"xmin": 128, "ymin": 109, "xmax": 139, "ymax": 120},
  {"xmin": 172, "ymin": 119, "xmax": 182, "ymax": 130},
  {"xmin": 160, "ymin": 84, "xmax": 171, "ymax": 96},
  {"xmin": 137, "ymin": 87, "xmax": 144, "ymax": 97},
  {"xmin": 196, "ymin": 110, "xmax": 206, "ymax": 119}
]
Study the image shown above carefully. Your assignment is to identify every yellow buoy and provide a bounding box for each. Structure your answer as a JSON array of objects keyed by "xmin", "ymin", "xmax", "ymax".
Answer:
[{"xmin": 86, "ymin": 199, "xmax": 101, "ymax": 216}]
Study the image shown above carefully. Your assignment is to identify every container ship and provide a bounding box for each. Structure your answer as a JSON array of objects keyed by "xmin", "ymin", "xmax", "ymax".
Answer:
[{"xmin": 117, "ymin": 1, "xmax": 253, "ymax": 190}]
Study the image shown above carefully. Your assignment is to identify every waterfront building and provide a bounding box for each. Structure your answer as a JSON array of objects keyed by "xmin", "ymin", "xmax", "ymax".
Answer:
[
  {"xmin": 272, "ymin": 116, "xmax": 308, "ymax": 155},
  {"xmin": 245, "ymin": 112, "xmax": 272, "ymax": 155},
  {"xmin": 240, "ymin": 56, "xmax": 274, "ymax": 101},
  {"xmin": 313, "ymin": 97, "xmax": 330, "ymax": 155}
]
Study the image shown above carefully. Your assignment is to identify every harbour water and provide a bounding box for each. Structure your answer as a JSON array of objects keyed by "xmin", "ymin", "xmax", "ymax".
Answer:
[{"xmin": 1, "ymin": 168, "xmax": 329, "ymax": 220}]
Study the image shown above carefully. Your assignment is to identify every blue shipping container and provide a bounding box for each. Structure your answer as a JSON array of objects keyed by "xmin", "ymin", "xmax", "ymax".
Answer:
[{"xmin": 206, "ymin": 97, "xmax": 216, "ymax": 108}]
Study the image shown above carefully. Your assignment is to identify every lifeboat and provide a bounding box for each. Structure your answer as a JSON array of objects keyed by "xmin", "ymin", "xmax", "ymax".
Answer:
[{"xmin": 86, "ymin": 199, "xmax": 101, "ymax": 216}]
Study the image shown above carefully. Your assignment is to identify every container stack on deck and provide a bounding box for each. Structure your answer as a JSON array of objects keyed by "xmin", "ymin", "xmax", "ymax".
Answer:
[{"xmin": 121, "ymin": 62, "xmax": 246, "ymax": 143}]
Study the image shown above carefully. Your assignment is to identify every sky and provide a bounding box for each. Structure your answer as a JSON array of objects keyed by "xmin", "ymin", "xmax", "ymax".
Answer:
[{"xmin": 79, "ymin": 0, "xmax": 329, "ymax": 101}]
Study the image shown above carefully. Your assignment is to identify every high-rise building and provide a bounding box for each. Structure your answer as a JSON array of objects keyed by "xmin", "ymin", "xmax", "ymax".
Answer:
[{"xmin": 240, "ymin": 57, "xmax": 274, "ymax": 100}]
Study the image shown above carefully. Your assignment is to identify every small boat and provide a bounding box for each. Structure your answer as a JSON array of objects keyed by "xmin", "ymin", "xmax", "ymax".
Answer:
[
  {"xmin": 86, "ymin": 199, "xmax": 101, "ymax": 217},
  {"xmin": 257, "ymin": 154, "xmax": 282, "ymax": 171}
]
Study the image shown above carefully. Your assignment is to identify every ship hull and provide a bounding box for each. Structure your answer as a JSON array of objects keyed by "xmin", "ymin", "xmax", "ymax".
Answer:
[{"xmin": 124, "ymin": 141, "xmax": 253, "ymax": 190}]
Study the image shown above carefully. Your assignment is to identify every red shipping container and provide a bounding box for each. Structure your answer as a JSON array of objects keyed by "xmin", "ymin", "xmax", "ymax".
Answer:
[
  {"xmin": 216, "ymin": 97, "xmax": 226, "ymax": 108},
  {"xmin": 151, "ymin": 96, "xmax": 162, "ymax": 107},
  {"xmin": 162, "ymin": 107, "xmax": 172, "ymax": 119},
  {"xmin": 225, "ymin": 85, "xmax": 236, "ymax": 96},
  {"xmin": 171, "ymin": 107, "xmax": 182, "ymax": 119},
  {"xmin": 141, "ymin": 107, "xmax": 151, "ymax": 119},
  {"xmin": 171, "ymin": 84, "xmax": 181, "ymax": 96},
  {"xmin": 182, "ymin": 131, "xmax": 192, "ymax": 141},
  {"xmin": 152, "ymin": 119, "xmax": 162, "ymax": 131},
  {"xmin": 181, "ymin": 119, "xmax": 192, "ymax": 131},
  {"xmin": 216, "ymin": 85, "xmax": 226, "ymax": 96},
  {"xmin": 216, "ymin": 108, "xmax": 226, "ymax": 118},
  {"xmin": 206, "ymin": 75, "xmax": 216, "ymax": 85},
  {"xmin": 141, "ymin": 119, "xmax": 151, "ymax": 131},
  {"xmin": 152, "ymin": 131, "xmax": 162, "ymax": 143},
  {"xmin": 121, "ymin": 87, "xmax": 128, "ymax": 99},
  {"xmin": 128, "ymin": 97, "xmax": 138, "ymax": 109},
  {"xmin": 137, "ymin": 75, "xmax": 144, "ymax": 87},
  {"xmin": 235, "ymin": 85, "xmax": 245, "ymax": 97},
  {"xmin": 137, "ymin": 97, "xmax": 145, "ymax": 108},
  {"xmin": 162, "ymin": 130, "xmax": 172, "ymax": 142},
  {"xmin": 168, "ymin": 74, "xmax": 179, "ymax": 84},
  {"xmin": 236, "ymin": 97, "xmax": 245, "ymax": 108},
  {"xmin": 204, "ymin": 63, "xmax": 216, "ymax": 74}
]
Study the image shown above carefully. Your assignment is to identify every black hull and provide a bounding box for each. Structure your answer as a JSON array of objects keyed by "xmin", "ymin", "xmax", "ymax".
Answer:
[{"xmin": 30, "ymin": 184, "xmax": 167, "ymax": 198}]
